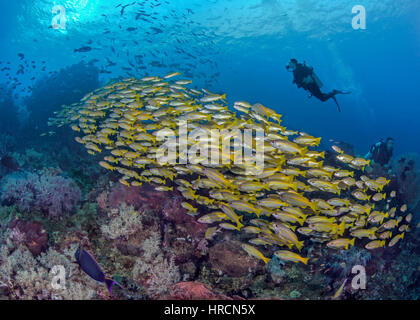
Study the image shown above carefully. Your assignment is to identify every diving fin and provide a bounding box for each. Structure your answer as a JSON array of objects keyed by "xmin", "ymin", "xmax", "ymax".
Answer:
[{"xmin": 332, "ymin": 97, "xmax": 341, "ymax": 112}]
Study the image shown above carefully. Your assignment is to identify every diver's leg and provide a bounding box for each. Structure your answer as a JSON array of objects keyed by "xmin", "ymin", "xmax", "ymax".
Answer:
[
  {"xmin": 307, "ymin": 85, "xmax": 346, "ymax": 111},
  {"xmin": 323, "ymin": 90, "xmax": 350, "ymax": 101},
  {"xmin": 307, "ymin": 84, "xmax": 328, "ymax": 101},
  {"xmin": 321, "ymin": 90, "xmax": 343, "ymax": 111},
  {"xmin": 317, "ymin": 94, "xmax": 329, "ymax": 102}
]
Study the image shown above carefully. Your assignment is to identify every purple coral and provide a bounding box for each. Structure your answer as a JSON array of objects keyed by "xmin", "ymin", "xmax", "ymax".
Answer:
[
  {"xmin": 0, "ymin": 171, "xmax": 81, "ymax": 218},
  {"xmin": 8, "ymin": 219, "xmax": 49, "ymax": 256}
]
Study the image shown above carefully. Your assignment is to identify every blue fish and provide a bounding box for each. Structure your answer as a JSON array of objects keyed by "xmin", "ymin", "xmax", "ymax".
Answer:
[{"xmin": 75, "ymin": 246, "xmax": 121, "ymax": 296}]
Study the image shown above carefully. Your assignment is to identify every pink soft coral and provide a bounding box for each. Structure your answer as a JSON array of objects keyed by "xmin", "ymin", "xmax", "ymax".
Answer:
[{"xmin": 1, "ymin": 171, "xmax": 81, "ymax": 218}]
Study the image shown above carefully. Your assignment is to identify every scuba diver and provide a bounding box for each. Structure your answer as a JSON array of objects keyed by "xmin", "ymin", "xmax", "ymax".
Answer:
[
  {"xmin": 365, "ymin": 137, "xmax": 394, "ymax": 169},
  {"xmin": 286, "ymin": 58, "xmax": 351, "ymax": 112}
]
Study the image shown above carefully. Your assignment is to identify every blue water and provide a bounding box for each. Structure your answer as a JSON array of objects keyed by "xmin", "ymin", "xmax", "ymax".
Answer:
[{"xmin": 0, "ymin": 0, "xmax": 419, "ymax": 156}]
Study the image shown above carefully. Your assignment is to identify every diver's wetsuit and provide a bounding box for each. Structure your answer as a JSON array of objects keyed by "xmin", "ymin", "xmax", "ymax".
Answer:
[
  {"xmin": 306, "ymin": 83, "xmax": 344, "ymax": 102},
  {"xmin": 292, "ymin": 63, "xmax": 342, "ymax": 101},
  {"xmin": 292, "ymin": 63, "xmax": 314, "ymax": 89},
  {"xmin": 369, "ymin": 141, "xmax": 393, "ymax": 166},
  {"xmin": 291, "ymin": 62, "xmax": 349, "ymax": 111}
]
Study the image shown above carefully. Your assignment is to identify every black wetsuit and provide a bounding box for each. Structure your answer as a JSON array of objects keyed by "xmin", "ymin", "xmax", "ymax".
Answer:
[
  {"xmin": 292, "ymin": 63, "xmax": 313, "ymax": 89},
  {"xmin": 370, "ymin": 141, "xmax": 393, "ymax": 166},
  {"xmin": 292, "ymin": 63, "xmax": 338, "ymax": 102}
]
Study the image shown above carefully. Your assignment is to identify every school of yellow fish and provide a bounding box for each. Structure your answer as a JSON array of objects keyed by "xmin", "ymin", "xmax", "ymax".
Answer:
[{"xmin": 49, "ymin": 73, "xmax": 411, "ymax": 266}]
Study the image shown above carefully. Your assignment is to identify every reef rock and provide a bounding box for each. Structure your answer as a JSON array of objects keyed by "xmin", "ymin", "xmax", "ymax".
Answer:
[
  {"xmin": 8, "ymin": 219, "xmax": 49, "ymax": 256},
  {"xmin": 209, "ymin": 240, "xmax": 261, "ymax": 277},
  {"xmin": 162, "ymin": 281, "xmax": 231, "ymax": 300},
  {"xmin": 99, "ymin": 184, "xmax": 144, "ymax": 210}
]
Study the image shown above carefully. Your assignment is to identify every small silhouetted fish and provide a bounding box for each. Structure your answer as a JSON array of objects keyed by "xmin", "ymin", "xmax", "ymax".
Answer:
[
  {"xmin": 18, "ymin": 53, "xmax": 24, "ymax": 59},
  {"xmin": 119, "ymin": 1, "xmax": 136, "ymax": 16},
  {"xmin": 126, "ymin": 27, "xmax": 137, "ymax": 32},
  {"xmin": 74, "ymin": 46, "xmax": 92, "ymax": 53},
  {"xmin": 151, "ymin": 27, "xmax": 163, "ymax": 34},
  {"xmin": 88, "ymin": 59, "xmax": 99, "ymax": 65},
  {"xmin": 75, "ymin": 246, "xmax": 121, "ymax": 296},
  {"xmin": 106, "ymin": 57, "xmax": 116, "ymax": 67}
]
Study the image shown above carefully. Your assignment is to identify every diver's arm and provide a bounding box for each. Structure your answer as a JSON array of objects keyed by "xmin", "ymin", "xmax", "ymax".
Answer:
[{"xmin": 366, "ymin": 142, "xmax": 381, "ymax": 159}]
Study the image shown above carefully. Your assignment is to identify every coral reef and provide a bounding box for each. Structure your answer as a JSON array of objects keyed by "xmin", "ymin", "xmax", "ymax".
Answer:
[
  {"xmin": 98, "ymin": 184, "xmax": 144, "ymax": 211},
  {"xmin": 208, "ymin": 240, "xmax": 261, "ymax": 277},
  {"xmin": 11, "ymin": 148, "xmax": 49, "ymax": 171},
  {"xmin": 0, "ymin": 144, "xmax": 418, "ymax": 300},
  {"xmin": 48, "ymin": 75, "xmax": 411, "ymax": 284},
  {"xmin": 97, "ymin": 197, "xmax": 194, "ymax": 298},
  {"xmin": 0, "ymin": 172, "xmax": 419, "ymax": 300},
  {"xmin": 0, "ymin": 171, "xmax": 81, "ymax": 218},
  {"xmin": 321, "ymin": 247, "xmax": 372, "ymax": 279},
  {"xmin": 0, "ymin": 241, "xmax": 98, "ymax": 300},
  {"xmin": 8, "ymin": 218, "xmax": 49, "ymax": 256},
  {"xmin": 131, "ymin": 231, "xmax": 181, "ymax": 298},
  {"xmin": 1, "ymin": 80, "xmax": 419, "ymax": 301},
  {"xmin": 393, "ymin": 154, "xmax": 420, "ymax": 211},
  {"xmin": 162, "ymin": 281, "xmax": 232, "ymax": 300},
  {"xmin": 100, "ymin": 203, "xmax": 143, "ymax": 240}
]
